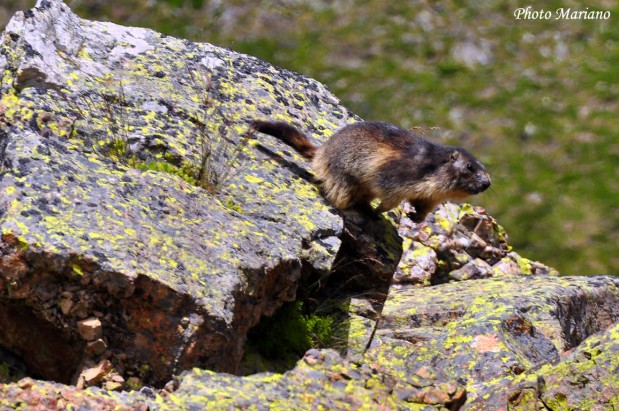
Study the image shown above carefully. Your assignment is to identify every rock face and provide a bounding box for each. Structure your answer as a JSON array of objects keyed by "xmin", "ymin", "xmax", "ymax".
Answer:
[
  {"xmin": 1, "ymin": 1, "xmax": 619, "ymax": 410},
  {"xmin": 0, "ymin": 0, "xmax": 349, "ymax": 386},
  {"xmin": 375, "ymin": 275, "xmax": 619, "ymax": 405},
  {"xmin": 473, "ymin": 322, "xmax": 619, "ymax": 410}
]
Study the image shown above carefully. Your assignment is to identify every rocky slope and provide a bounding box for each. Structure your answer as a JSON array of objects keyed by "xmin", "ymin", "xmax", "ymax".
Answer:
[{"xmin": 0, "ymin": 1, "xmax": 618, "ymax": 410}]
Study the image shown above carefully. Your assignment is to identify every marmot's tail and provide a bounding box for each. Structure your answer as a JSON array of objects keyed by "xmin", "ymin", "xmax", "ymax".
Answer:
[{"xmin": 251, "ymin": 120, "xmax": 317, "ymax": 160}]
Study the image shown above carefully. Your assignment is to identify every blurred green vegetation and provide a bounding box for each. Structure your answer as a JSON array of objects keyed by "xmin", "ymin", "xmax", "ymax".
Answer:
[{"xmin": 2, "ymin": 1, "xmax": 618, "ymax": 274}]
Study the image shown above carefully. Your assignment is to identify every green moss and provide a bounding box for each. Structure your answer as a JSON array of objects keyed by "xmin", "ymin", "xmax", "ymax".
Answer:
[
  {"xmin": 305, "ymin": 312, "xmax": 335, "ymax": 347},
  {"xmin": 0, "ymin": 363, "xmax": 11, "ymax": 383},
  {"xmin": 126, "ymin": 377, "xmax": 143, "ymax": 391},
  {"xmin": 246, "ymin": 302, "xmax": 337, "ymax": 369},
  {"xmin": 223, "ymin": 199, "xmax": 243, "ymax": 214},
  {"xmin": 107, "ymin": 138, "xmax": 128, "ymax": 160},
  {"xmin": 127, "ymin": 158, "xmax": 224, "ymax": 193},
  {"xmin": 247, "ymin": 301, "xmax": 312, "ymax": 362},
  {"xmin": 131, "ymin": 159, "xmax": 193, "ymax": 184}
]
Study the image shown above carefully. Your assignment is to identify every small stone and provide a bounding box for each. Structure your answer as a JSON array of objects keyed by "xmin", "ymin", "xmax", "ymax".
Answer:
[
  {"xmin": 17, "ymin": 378, "xmax": 33, "ymax": 389},
  {"xmin": 422, "ymin": 386, "xmax": 450, "ymax": 404},
  {"xmin": 35, "ymin": 283, "xmax": 57, "ymax": 301},
  {"xmin": 71, "ymin": 301, "xmax": 90, "ymax": 319},
  {"xmin": 163, "ymin": 380, "xmax": 176, "ymax": 393},
  {"xmin": 79, "ymin": 360, "xmax": 112, "ymax": 387},
  {"xmin": 439, "ymin": 381, "xmax": 458, "ymax": 396},
  {"xmin": 105, "ymin": 381, "xmax": 124, "ymax": 391},
  {"xmin": 470, "ymin": 232, "xmax": 488, "ymax": 249},
  {"xmin": 415, "ymin": 366, "xmax": 435, "ymax": 380},
  {"xmin": 85, "ymin": 338, "xmax": 107, "ymax": 355},
  {"xmin": 59, "ymin": 298, "xmax": 73, "ymax": 315},
  {"xmin": 400, "ymin": 387, "xmax": 425, "ymax": 403},
  {"xmin": 304, "ymin": 356, "xmax": 318, "ymax": 366},
  {"xmin": 77, "ymin": 317, "xmax": 102, "ymax": 341},
  {"xmin": 111, "ymin": 374, "xmax": 125, "ymax": 383},
  {"xmin": 303, "ymin": 349, "xmax": 324, "ymax": 365}
]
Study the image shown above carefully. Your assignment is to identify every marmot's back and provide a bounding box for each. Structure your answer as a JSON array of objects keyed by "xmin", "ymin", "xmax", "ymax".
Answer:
[{"xmin": 251, "ymin": 120, "xmax": 490, "ymax": 222}]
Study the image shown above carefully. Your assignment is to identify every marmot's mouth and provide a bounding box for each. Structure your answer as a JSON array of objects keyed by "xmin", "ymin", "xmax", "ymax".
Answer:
[
  {"xmin": 469, "ymin": 187, "xmax": 485, "ymax": 194},
  {"xmin": 469, "ymin": 180, "xmax": 491, "ymax": 194}
]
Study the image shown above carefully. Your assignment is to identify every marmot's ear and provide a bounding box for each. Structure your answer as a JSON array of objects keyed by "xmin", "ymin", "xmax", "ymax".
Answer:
[{"xmin": 450, "ymin": 150, "xmax": 460, "ymax": 161}]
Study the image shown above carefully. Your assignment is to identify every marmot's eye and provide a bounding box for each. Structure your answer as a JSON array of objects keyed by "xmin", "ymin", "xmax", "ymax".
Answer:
[{"xmin": 466, "ymin": 163, "xmax": 475, "ymax": 172}]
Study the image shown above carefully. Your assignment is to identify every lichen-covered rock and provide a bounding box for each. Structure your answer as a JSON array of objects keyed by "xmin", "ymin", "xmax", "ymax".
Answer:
[
  {"xmin": 151, "ymin": 349, "xmax": 465, "ymax": 410},
  {"xmin": 470, "ymin": 321, "xmax": 619, "ymax": 410},
  {"xmin": 0, "ymin": 377, "xmax": 147, "ymax": 410},
  {"xmin": 375, "ymin": 275, "xmax": 619, "ymax": 404},
  {"xmin": 0, "ymin": 0, "xmax": 355, "ymax": 385},
  {"xmin": 394, "ymin": 203, "xmax": 558, "ymax": 286}
]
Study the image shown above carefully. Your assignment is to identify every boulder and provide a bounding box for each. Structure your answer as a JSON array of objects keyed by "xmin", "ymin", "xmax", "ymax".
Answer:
[
  {"xmin": 0, "ymin": 0, "xmax": 350, "ymax": 386},
  {"xmin": 375, "ymin": 275, "xmax": 619, "ymax": 404}
]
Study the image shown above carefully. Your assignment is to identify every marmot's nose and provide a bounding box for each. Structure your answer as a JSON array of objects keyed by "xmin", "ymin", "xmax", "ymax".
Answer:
[{"xmin": 481, "ymin": 173, "xmax": 491, "ymax": 190}]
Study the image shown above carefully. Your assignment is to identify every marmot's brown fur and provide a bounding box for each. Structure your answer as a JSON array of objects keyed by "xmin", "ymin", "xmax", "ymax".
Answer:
[{"xmin": 251, "ymin": 120, "xmax": 491, "ymax": 222}]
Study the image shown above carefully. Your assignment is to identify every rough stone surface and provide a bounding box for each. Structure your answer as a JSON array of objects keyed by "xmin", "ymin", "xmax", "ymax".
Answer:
[
  {"xmin": 0, "ymin": 0, "xmax": 350, "ymax": 386},
  {"xmin": 469, "ymin": 322, "xmax": 619, "ymax": 410},
  {"xmin": 151, "ymin": 349, "xmax": 465, "ymax": 410},
  {"xmin": 0, "ymin": 377, "xmax": 146, "ymax": 410},
  {"xmin": 77, "ymin": 317, "xmax": 102, "ymax": 341},
  {"xmin": 375, "ymin": 275, "xmax": 619, "ymax": 404},
  {"xmin": 395, "ymin": 203, "xmax": 558, "ymax": 287},
  {"xmin": 77, "ymin": 359, "xmax": 113, "ymax": 388}
]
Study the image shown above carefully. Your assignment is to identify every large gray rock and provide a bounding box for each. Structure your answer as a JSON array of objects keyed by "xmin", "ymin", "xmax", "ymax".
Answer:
[
  {"xmin": 374, "ymin": 275, "xmax": 619, "ymax": 405},
  {"xmin": 0, "ymin": 0, "xmax": 351, "ymax": 386},
  {"xmin": 470, "ymin": 321, "xmax": 619, "ymax": 410}
]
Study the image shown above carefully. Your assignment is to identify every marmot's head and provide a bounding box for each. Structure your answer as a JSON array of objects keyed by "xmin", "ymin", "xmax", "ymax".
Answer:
[{"xmin": 445, "ymin": 149, "xmax": 491, "ymax": 197}]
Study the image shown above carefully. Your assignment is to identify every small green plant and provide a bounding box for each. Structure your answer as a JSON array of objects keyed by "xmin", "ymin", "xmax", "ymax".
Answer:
[
  {"xmin": 246, "ymin": 301, "xmax": 337, "ymax": 363},
  {"xmin": 248, "ymin": 302, "xmax": 311, "ymax": 360},
  {"xmin": 186, "ymin": 63, "xmax": 254, "ymax": 192},
  {"xmin": 305, "ymin": 313, "xmax": 335, "ymax": 347},
  {"xmin": 129, "ymin": 159, "xmax": 201, "ymax": 187},
  {"xmin": 0, "ymin": 355, "xmax": 26, "ymax": 384},
  {"xmin": 56, "ymin": 75, "xmax": 133, "ymax": 163},
  {"xmin": 0, "ymin": 362, "xmax": 11, "ymax": 383},
  {"xmin": 224, "ymin": 199, "xmax": 243, "ymax": 214},
  {"xmin": 108, "ymin": 138, "xmax": 128, "ymax": 160}
]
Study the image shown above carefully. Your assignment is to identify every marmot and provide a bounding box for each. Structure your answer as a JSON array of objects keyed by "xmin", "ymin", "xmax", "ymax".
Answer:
[{"xmin": 251, "ymin": 120, "xmax": 491, "ymax": 222}]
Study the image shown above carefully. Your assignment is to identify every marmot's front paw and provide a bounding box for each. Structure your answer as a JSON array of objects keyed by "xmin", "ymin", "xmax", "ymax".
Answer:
[{"xmin": 406, "ymin": 211, "xmax": 425, "ymax": 223}]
